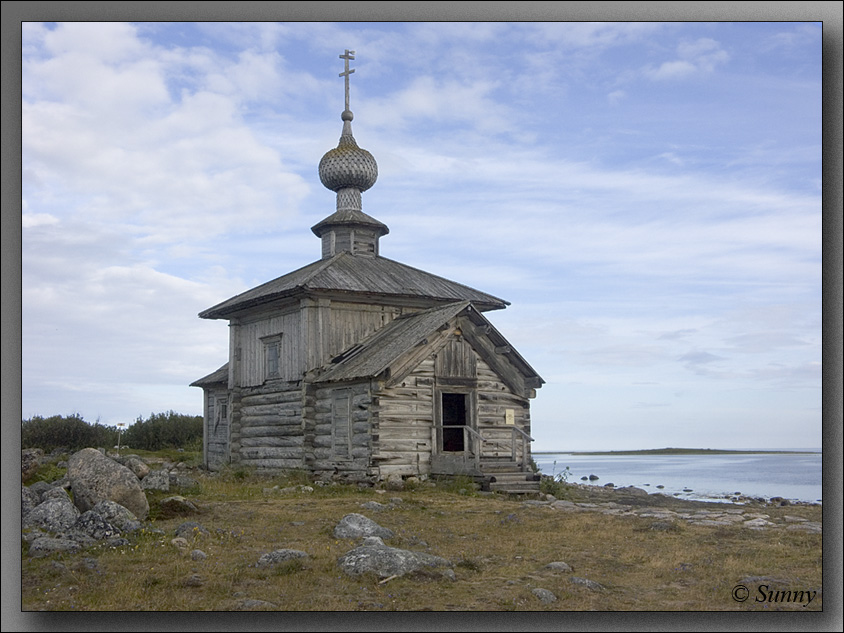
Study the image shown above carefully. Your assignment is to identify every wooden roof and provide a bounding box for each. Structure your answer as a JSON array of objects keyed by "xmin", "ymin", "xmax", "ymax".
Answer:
[
  {"xmin": 313, "ymin": 301, "xmax": 544, "ymax": 391},
  {"xmin": 199, "ymin": 252, "xmax": 509, "ymax": 319},
  {"xmin": 189, "ymin": 363, "xmax": 228, "ymax": 387}
]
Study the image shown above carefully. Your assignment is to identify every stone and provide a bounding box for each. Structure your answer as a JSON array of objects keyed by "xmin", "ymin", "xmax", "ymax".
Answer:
[
  {"xmin": 169, "ymin": 473, "xmax": 199, "ymax": 489},
  {"xmin": 256, "ymin": 549, "xmax": 309, "ymax": 567},
  {"xmin": 27, "ymin": 536, "xmax": 81, "ymax": 557},
  {"xmin": 333, "ymin": 513, "xmax": 394, "ymax": 540},
  {"xmin": 121, "ymin": 456, "xmax": 150, "ymax": 480},
  {"xmin": 337, "ymin": 536, "xmax": 452, "ymax": 579},
  {"xmin": 21, "ymin": 448, "xmax": 44, "ymax": 482},
  {"xmin": 236, "ymin": 599, "xmax": 279, "ymax": 610},
  {"xmin": 90, "ymin": 500, "xmax": 141, "ymax": 533},
  {"xmin": 182, "ymin": 574, "xmax": 204, "ymax": 587},
  {"xmin": 361, "ymin": 501, "xmax": 389, "ymax": 512},
  {"xmin": 616, "ymin": 486, "xmax": 649, "ymax": 496},
  {"xmin": 191, "ymin": 549, "xmax": 207, "ymax": 561},
  {"xmin": 544, "ymin": 561, "xmax": 573, "ymax": 573},
  {"xmin": 159, "ymin": 496, "xmax": 199, "ymax": 518},
  {"xmin": 28, "ymin": 481, "xmax": 54, "ymax": 499},
  {"xmin": 71, "ymin": 510, "xmax": 122, "ymax": 540},
  {"xmin": 67, "ymin": 448, "xmax": 149, "ymax": 520},
  {"xmin": 22, "ymin": 498, "xmax": 80, "ymax": 534},
  {"xmin": 21, "ymin": 484, "xmax": 41, "ymax": 517},
  {"xmin": 41, "ymin": 487, "xmax": 72, "ymax": 503},
  {"xmin": 141, "ymin": 469, "xmax": 170, "ymax": 492},
  {"xmin": 175, "ymin": 521, "xmax": 210, "ymax": 539},
  {"xmin": 570, "ymin": 576, "xmax": 605, "ymax": 591},
  {"xmin": 532, "ymin": 588, "xmax": 558, "ymax": 603}
]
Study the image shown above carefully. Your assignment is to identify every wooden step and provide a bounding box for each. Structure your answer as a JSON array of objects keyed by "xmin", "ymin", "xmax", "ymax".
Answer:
[{"xmin": 487, "ymin": 471, "xmax": 542, "ymax": 494}]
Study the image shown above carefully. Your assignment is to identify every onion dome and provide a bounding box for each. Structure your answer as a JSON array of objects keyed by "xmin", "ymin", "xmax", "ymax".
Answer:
[
  {"xmin": 318, "ymin": 110, "xmax": 378, "ymax": 195},
  {"xmin": 312, "ymin": 51, "xmax": 387, "ymax": 259}
]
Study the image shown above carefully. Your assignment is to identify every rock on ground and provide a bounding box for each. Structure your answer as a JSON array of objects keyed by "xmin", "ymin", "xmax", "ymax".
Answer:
[
  {"xmin": 256, "ymin": 549, "xmax": 309, "ymax": 568},
  {"xmin": 333, "ymin": 513, "xmax": 394, "ymax": 540},
  {"xmin": 22, "ymin": 498, "xmax": 80, "ymax": 534},
  {"xmin": 532, "ymin": 588, "xmax": 558, "ymax": 603},
  {"xmin": 67, "ymin": 448, "xmax": 149, "ymax": 520},
  {"xmin": 337, "ymin": 536, "xmax": 452, "ymax": 579}
]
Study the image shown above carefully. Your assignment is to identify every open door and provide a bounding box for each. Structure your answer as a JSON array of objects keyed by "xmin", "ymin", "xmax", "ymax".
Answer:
[{"xmin": 441, "ymin": 392, "xmax": 467, "ymax": 452}]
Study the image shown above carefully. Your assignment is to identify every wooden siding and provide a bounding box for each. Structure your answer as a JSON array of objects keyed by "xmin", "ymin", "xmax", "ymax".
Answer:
[
  {"xmin": 475, "ymin": 358, "xmax": 531, "ymax": 464},
  {"xmin": 233, "ymin": 383, "xmax": 305, "ymax": 472},
  {"xmin": 374, "ymin": 348, "xmax": 532, "ymax": 477},
  {"xmin": 373, "ymin": 359, "xmax": 436, "ymax": 477},
  {"xmin": 327, "ymin": 301, "xmax": 405, "ymax": 362},
  {"xmin": 308, "ymin": 382, "xmax": 374, "ymax": 481},
  {"xmin": 204, "ymin": 387, "xmax": 230, "ymax": 470},
  {"xmin": 236, "ymin": 309, "xmax": 302, "ymax": 387}
]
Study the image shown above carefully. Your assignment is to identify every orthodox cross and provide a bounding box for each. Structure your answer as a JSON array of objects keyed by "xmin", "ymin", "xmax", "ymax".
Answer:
[{"xmin": 339, "ymin": 49, "xmax": 355, "ymax": 112}]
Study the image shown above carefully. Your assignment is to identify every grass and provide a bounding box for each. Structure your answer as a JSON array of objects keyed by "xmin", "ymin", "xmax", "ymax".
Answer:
[{"xmin": 20, "ymin": 469, "xmax": 823, "ymax": 612}]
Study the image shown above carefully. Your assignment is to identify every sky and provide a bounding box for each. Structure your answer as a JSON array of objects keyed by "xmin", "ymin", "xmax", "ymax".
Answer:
[{"xmin": 18, "ymin": 19, "xmax": 826, "ymax": 452}]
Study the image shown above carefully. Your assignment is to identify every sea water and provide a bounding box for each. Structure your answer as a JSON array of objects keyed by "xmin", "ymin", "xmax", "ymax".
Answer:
[{"xmin": 533, "ymin": 450, "xmax": 822, "ymax": 504}]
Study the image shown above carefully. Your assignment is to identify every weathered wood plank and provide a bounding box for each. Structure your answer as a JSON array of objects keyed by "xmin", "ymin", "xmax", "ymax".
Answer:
[
  {"xmin": 239, "ymin": 425, "xmax": 305, "ymax": 438},
  {"xmin": 240, "ymin": 436, "xmax": 304, "ymax": 448},
  {"xmin": 240, "ymin": 447, "xmax": 304, "ymax": 460}
]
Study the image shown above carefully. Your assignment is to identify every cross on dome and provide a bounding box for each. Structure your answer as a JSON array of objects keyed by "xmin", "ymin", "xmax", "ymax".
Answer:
[{"xmin": 313, "ymin": 51, "xmax": 386, "ymax": 258}]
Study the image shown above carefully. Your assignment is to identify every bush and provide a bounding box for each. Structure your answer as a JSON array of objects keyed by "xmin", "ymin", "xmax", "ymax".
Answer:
[
  {"xmin": 21, "ymin": 411, "xmax": 204, "ymax": 453},
  {"xmin": 21, "ymin": 414, "xmax": 116, "ymax": 452},
  {"xmin": 121, "ymin": 411, "xmax": 203, "ymax": 452}
]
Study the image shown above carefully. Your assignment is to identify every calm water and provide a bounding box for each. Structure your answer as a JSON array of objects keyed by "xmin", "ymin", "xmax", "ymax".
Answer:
[{"xmin": 534, "ymin": 451, "xmax": 823, "ymax": 504}]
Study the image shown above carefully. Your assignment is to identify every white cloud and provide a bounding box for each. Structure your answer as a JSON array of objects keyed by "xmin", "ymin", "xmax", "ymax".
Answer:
[{"xmin": 646, "ymin": 37, "xmax": 729, "ymax": 80}]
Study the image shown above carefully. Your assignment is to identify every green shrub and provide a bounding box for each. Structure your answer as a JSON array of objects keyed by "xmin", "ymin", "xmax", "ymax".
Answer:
[
  {"xmin": 122, "ymin": 411, "xmax": 203, "ymax": 452},
  {"xmin": 21, "ymin": 414, "xmax": 116, "ymax": 452}
]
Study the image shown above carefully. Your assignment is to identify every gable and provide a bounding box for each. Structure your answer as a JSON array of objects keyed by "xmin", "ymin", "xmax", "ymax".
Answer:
[{"xmin": 312, "ymin": 301, "xmax": 543, "ymax": 398}]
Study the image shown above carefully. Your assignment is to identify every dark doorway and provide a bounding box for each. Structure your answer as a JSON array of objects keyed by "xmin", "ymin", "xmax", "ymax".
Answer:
[{"xmin": 441, "ymin": 393, "xmax": 467, "ymax": 452}]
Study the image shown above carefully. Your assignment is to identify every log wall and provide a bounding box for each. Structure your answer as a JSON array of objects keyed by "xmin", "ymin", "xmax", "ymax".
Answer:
[{"xmin": 231, "ymin": 382, "xmax": 305, "ymax": 472}]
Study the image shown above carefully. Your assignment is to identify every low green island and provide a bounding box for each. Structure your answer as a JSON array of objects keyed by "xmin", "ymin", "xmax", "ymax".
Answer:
[{"xmin": 535, "ymin": 447, "xmax": 820, "ymax": 455}]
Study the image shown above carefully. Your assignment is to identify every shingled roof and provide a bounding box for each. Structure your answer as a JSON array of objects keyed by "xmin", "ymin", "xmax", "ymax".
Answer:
[
  {"xmin": 199, "ymin": 252, "xmax": 509, "ymax": 319},
  {"xmin": 189, "ymin": 363, "xmax": 228, "ymax": 387},
  {"xmin": 313, "ymin": 301, "xmax": 543, "ymax": 388}
]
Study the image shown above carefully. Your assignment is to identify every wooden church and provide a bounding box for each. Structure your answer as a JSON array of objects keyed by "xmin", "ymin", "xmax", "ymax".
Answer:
[{"xmin": 192, "ymin": 52, "xmax": 544, "ymax": 490}]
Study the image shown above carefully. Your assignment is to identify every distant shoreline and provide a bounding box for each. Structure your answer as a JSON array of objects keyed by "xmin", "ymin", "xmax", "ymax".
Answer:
[{"xmin": 533, "ymin": 447, "xmax": 821, "ymax": 456}]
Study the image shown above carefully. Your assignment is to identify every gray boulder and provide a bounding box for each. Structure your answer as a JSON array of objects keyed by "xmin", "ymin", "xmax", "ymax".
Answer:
[
  {"xmin": 21, "ymin": 484, "xmax": 41, "ymax": 517},
  {"xmin": 159, "ymin": 495, "xmax": 199, "ymax": 518},
  {"xmin": 90, "ymin": 500, "xmax": 141, "ymax": 533},
  {"xmin": 338, "ymin": 536, "xmax": 452, "ymax": 579},
  {"xmin": 28, "ymin": 536, "xmax": 81, "ymax": 558},
  {"xmin": 141, "ymin": 469, "xmax": 170, "ymax": 492},
  {"xmin": 71, "ymin": 510, "xmax": 122, "ymax": 541},
  {"xmin": 121, "ymin": 456, "xmax": 150, "ymax": 480},
  {"xmin": 42, "ymin": 487, "xmax": 72, "ymax": 504},
  {"xmin": 27, "ymin": 480, "xmax": 54, "ymax": 499},
  {"xmin": 21, "ymin": 448, "xmax": 44, "ymax": 482},
  {"xmin": 169, "ymin": 473, "xmax": 199, "ymax": 489},
  {"xmin": 570, "ymin": 576, "xmax": 605, "ymax": 591},
  {"xmin": 532, "ymin": 588, "xmax": 558, "ymax": 603},
  {"xmin": 333, "ymin": 513, "xmax": 394, "ymax": 540},
  {"xmin": 22, "ymin": 498, "xmax": 80, "ymax": 533},
  {"xmin": 67, "ymin": 448, "xmax": 149, "ymax": 520},
  {"xmin": 256, "ymin": 549, "xmax": 309, "ymax": 568}
]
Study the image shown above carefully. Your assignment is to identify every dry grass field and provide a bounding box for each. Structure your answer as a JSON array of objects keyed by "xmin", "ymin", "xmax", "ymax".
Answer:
[{"xmin": 20, "ymin": 467, "xmax": 824, "ymax": 613}]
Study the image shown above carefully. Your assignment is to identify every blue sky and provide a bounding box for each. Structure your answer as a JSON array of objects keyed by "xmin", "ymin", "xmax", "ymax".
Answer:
[{"xmin": 20, "ymin": 20, "xmax": 824, "ymax": 451}]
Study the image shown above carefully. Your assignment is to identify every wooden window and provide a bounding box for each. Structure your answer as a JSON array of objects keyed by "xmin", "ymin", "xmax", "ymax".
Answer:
[
  {"xmin": 332, "ymin": 388, "xmax": 352, "ymax": 459},
  {"xmin": 261, "ymin": 333, "xmax": 283, "ymax": 381}
]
